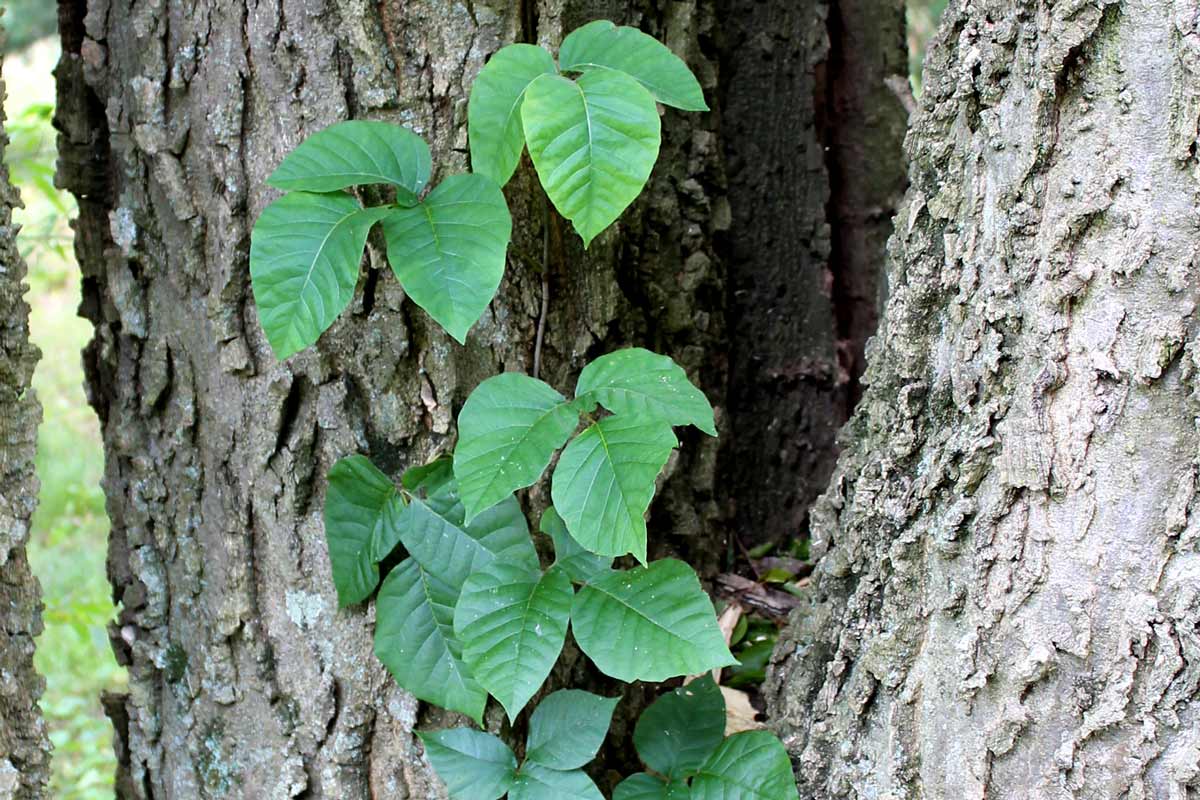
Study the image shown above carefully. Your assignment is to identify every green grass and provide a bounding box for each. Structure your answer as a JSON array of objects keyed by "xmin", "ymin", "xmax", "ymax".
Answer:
[{"xmin": 6, "ymin": 38, "xmax": 125, "ymax": 800}]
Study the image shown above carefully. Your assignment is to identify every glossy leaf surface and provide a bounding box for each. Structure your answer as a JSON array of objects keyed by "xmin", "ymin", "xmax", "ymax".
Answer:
[{"xmin": 468, "ymin": 44, "xmax": 558, "ymax": 185}]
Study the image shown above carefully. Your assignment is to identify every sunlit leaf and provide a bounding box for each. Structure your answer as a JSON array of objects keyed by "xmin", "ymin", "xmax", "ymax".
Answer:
[
  {"xmin": 522, "ymin": 69, "xmax": 660, "ymax": 247},
  {"xmin": 455, "ymin": 373, "xmax": 580, "ymax": 522},
  {"xmin": 468, "ymin": 44, "xmax": 559, "ymax": 185},
  {"xmin": 575, "ymin": 348, "xmax": 716, "ymax": 435},
  {"xmin": 383, "ymin": 174, "xmax": 512, "ymax": 343},
  {"xmin": 267, "ymin": 120, "xmax": 431, "ymax": 204},
  {"xmin": 558, "ymin": 20, "xmax": 708, "ymax": 111},
  {"xmin": 249, "ymin": 192, "xmax": 389, "ymax": 359},
  {"xmin": 550, "ymin": 415, "xmax": 676, "ymax": 562}
]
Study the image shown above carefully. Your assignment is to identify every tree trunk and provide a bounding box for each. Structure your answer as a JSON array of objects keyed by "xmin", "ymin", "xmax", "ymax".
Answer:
[
  {"xmin": 767, "ymin": 1, "xmax": 1200, "ymax": 798},
  {"xmin": 53, "ymin": 0, "xmax": 904, "ymax": 795},
  {"xmin": 0, "ymin": 33, "xmax": 51, "ymax": 800}
]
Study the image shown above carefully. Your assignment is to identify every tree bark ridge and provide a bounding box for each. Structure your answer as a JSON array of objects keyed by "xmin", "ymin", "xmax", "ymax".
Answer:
[
  {"xmin": 0, "ymin": 27, "xmax": 51, "ymax": 799},
  {"xmin": 767, "ymin": 2, "xmax": 1200, "ymax": 797}
]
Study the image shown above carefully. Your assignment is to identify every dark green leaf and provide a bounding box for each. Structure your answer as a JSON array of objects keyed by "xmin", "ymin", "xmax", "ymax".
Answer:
[
  {"xmin": 383, "ymin": 173, "xmax": 512, "ymax": 343},
  {"xmin": 550, "ymin": 416, "xmax": 677, "ymax": 562},
  {"xmin": 690, "ymin": 731, "xmax": 799, "ymax": 800},
  {"xmin": 509, "ymin": 763, "xmax": 604, "ymax": 800},
  {"xmin": 521, "ymin": 70, "xmax": 660, "ymax": 247},
  {"xmin": 541, "ymin": 507, "xmax": 612, "ymax": 584},
  {"xmin": 454, "ymin": 373, "xmax": 580, "ymax": 522},
  {"xmin": 397, "ymin": 496, "xmax": 539, "ymax": 588},
  {"xmin": 453, "ymin": 563, "xmax": 573, "ymax": 721},
  {"xmin": 323, "ymin": 456, "xmax": 399, "ymax": 605},
  {"xmin": 250, "ymin": 192, "xmax": 390, "ymax": 359},
  {"xmin": 267, "ymin": 120, "xmax": 432, "ymax": 204},
  {"xmin": 575, "ymin": 348, "xmax": 716, "ymax": 435},
  {"xmin": 374, "ymin": 558, "xmax": 487, "ymax": 723},
  {"xmin": 613, "ymin": 774, "xmax": 689, "ymax": 800},
  {"xmin": 634, "ymin": 675, "xmax": 725, "ymax": 778},
  {"xmin": 571, "ymin": 560, "xmax": 736, "ymax": 682},
  {"xmin": 419, "ymin": 728, "xmax": 517, "ymax": 800},
  {"xmin": 468, "ymin": 44, "xmax": 559, "ymax": 185},
  {"xmin": 525, "ymin": 690, "xmax": 619, "ymax": 770}
]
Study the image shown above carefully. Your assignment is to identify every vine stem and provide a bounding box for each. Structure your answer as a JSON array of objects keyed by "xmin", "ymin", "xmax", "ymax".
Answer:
[{"xmin": 533, "ymin": 210, "xmax": 551, "ymax": 379}]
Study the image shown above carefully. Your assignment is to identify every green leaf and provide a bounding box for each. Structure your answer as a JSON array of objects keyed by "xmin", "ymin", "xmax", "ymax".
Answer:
[
  {"xmin": 550, "ymin": 415, "xmax": 677, "ymax": 562},
  {"xmin": 453, "ymin": 563, "xmax": 573, "ymax": 721},
  {"xmin": 521, "ymin": 69, "xmax": 660, "ymax": 248},
  {"xmin": 691, "ymin": 731, "xmax": 799, "ymax": 800},
  {"xmin": 541, "ymin": 507, "xmax": 612, "ymax": 584},
  {"xmin": 509, "ymin": 763, "xmax": 604, "ymax": 800},
  {"xmin": 402, "ymin": 456, "xmax": 456, "ymax": 493},
  {"xmin": 525, "ymin": 690, "xmax": 619, "ymax": 770},
  {"xmin": 571, "ymin": 560, "xmax": 736, "ymax": 682},
  {"xmin": 250, "ymin": 192, "xmax": 390, "ymax": 359},
  {"xmin": 558, "ymin": 20, "xmax": 708, "ymax": 111},
  {"xmin": 267, "ymin": 120, "xmax": 432, "ymax": 204},
  {"xmin": 613, "ymin": 774, "xmax": 689, "ymax": 800},
  {"xmin": 374, "ymin": 558, "xmax": 487, "ymax": 723},
  {"xmin": 382, "ymin": 173, "xmax": 512, "ymax": 343},
  {"xmin": 634, "ymin": 675, "xmax": 725, "ymax": 778},
  {"xmin": 323, "ymin": 456, "xmax": 399, "ymax": 606},
  {"xmin": 575, "ymin": 348, "xmax": 716, "ymax": 435},
  {"xmin": 397, "ymin": 496, "xmax": 539, "ymax": 587},
  {"xmin": 419, "ymin": 728, "xmax": 517, "ymax": 800},
  {"xmin": 468, "ymin": 44, "xmax": 559, "ymax": 186},
  {"xmin": 455, "ymin": 373, "xmax": 581, "ymax": 522}
]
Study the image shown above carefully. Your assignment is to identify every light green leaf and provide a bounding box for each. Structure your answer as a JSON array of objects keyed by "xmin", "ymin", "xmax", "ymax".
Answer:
[
  {"xmin": 541, "ymin": 507, "xmax": 612, "ymax": 584},
  {"xmin": 267, "ymin": 120, "xmax": 432, "ymax": 204},
  {"xmin": 250, "ymin": 192, "xmax": 390, "ymax": 359},
  {"xmin": 453, "ymin": 563, "xmax": 573, "ymax": 721},
  {"xmin": 522, "ymin": 69, "xmax": 660, "ymax": 248},
  {"xmin": 575, "ymin": 348, "xmax": 716, "ymax": 436},
  {"xmin": 571, "ymin": 560, "xmax": 736, "ymax": 682},
  {"xmin": 469, "ymin": 44, "xmax": 559, "ymax": 185},
  {"xmin": 419, "ymin": 728, "xmax": 517, "ymax": 800},
  {"xmin": 397, "ymin": 496, "xmax": 539, "ymax": 588},
  {"xmin": 558, "ymin": 20, "xmax": 708, "ymax": 111},
  {"xmin": 550, "ymin": 415, "xmax": 677, "ymax": 562},
  {"xmin": 634, "ymin": 675, "xmax": 725, "ymax": 779},
  {"xmin": 323, "ymin": 456, "xmax": 399, "ymax": 606},
  {"xmin": 691, "ymin": 731, "xmax": 799, "ymax": 800},
  {"xmin": 509, "ymin": 763, "xmax": 604, "ymax": 800},
  {"xmin": 383, "ymin": 173, "xmax": 512, "ymax": 343},
  {"xmin": 525, "ymin": 689, "xmax": 618, "ymax": 770},
  {"xmin": 374, "ymin": 558, "xmax": 487, "ymax": 723},
  {"xmin": 613, "ymin": 774, "xmax": 689, "ymax": 800},
  {"xmin": 455, "ymin": 373, "xmax": 580, "ymax": 522}
]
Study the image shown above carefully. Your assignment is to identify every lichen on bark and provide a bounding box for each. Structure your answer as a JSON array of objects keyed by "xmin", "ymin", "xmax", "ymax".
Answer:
[
  {"xmin": 767, "ymin": 1, "xmax": 1200, "ymax": 797},
  {"xmin": 0, "ymin": 26, "xmax": 51, "ymax": 800}
]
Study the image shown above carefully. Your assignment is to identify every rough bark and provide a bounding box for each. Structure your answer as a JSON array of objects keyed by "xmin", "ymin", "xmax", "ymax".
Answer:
[
  {"xmin": 768, "ymin": 1, "xmax": 1200, "ymax": 798},
  {"xmin": 0, "ymin": 29, "xmax": 51, "ymax": 800},
  {"xmin": 718, "ymin": 0, "xmax": 907, "ymax": 545},
  {"xmin": 53, "ymin": 1, "xmax": 725, "ymax": 797}
]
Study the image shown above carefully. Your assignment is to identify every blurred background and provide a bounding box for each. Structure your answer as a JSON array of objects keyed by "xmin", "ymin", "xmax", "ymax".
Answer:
[
  {"xmin": 3, "ymin": 3, "xmax": 124, "ymax": 798},
  {"xmin": 0, "ymin": 1, "xmax": 945, "ymax": 795}
]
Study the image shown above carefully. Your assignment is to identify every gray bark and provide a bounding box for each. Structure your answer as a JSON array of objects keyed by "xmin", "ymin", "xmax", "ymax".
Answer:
[
  {"xmin": 0, "ymin": 30, "xmax": 51, "ymax": 800},
  {"xmin": 53, "ymin": 1, "xmax": 724, "ymax": 797},
  {"xmin": 767, "ymin": 1, "xmax": 1200, "ymax": 798},
  {"xmin": 52, "ymin": 0, "xmax": 905, "ymax": 794}
]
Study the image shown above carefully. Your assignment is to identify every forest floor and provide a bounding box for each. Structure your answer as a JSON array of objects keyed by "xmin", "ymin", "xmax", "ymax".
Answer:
[{"xmin": 6, "ymin": 37, "xmax": 125, "ymax": 800}]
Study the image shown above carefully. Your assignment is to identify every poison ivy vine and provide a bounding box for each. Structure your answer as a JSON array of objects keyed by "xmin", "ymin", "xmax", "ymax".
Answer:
[{"xmin": 249, "ymin": 18, "xmax": 797, "ymax": 800}]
